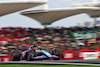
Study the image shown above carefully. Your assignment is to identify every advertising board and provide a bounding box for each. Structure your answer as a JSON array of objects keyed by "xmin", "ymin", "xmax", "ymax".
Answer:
[
  {"xmin": 83, "ymin": 52, "xmax": 98, "ymax": 60},
  {"xmin": 72, "ymin": 31, "xmax": 100, "ymax": 40}
]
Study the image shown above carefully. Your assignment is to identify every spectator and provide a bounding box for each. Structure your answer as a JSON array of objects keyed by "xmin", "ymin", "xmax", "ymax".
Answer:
[{"xmin": 0, "ymin": 26, "xmax": 100, "ymax": 55}]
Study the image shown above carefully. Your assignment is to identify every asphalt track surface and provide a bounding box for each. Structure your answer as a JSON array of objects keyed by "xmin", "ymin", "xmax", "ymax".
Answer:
[{"xmin": 0, "ymin": 60, "xmax": 100, "ymax": 66}]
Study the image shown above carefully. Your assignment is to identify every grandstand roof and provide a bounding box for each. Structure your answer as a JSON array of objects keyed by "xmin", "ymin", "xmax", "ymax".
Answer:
[
  {"xmin": 71, "ymin": 2, "xmax": 100, "ymax": 18},
  {"xmin": 71, "ymin": 2, "xmax": 100, "ymax": 7},
  {"xmin": 87, "ymin": 10, "xmax": 100, "ymax": 18},
  {"xmin": 0, "ymin": 1, "xmax": 46, "ymax": 16},
  {"xmin": 21, "ymin": 7, "xmax": 99, "ymax": 25}
]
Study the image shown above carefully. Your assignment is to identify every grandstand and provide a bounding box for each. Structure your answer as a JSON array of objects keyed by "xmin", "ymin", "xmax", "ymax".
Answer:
[{"xmin": 0, "ymin": 26, "xmax": 100, "ymax": 56}]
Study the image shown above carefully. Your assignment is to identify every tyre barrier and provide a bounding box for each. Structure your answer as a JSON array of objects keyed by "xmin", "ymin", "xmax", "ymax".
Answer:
[{"xmin": 0, "ymin": 56, "xmax": 11, "ymax": 62}]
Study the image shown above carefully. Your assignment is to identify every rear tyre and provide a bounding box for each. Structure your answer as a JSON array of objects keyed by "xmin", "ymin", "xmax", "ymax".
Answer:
[
  {"xmin": 11, "ymin": 50, "xmax": 20, "ymax": 61},
  {"xmin": 52, "ymin": 48, "xmax": 60, "ymax": 60}
]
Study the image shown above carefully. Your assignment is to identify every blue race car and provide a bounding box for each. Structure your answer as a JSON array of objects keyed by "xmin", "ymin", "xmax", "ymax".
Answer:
[{"xmin": 11, "ymin": 45, "xmax": 60, "ymax": 61}]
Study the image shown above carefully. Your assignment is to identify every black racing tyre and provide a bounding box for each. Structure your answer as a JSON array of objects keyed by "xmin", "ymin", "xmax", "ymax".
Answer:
[
  {"xmin": 11, "ymin": 50, "xmax": 20, "ymax": 61},
  {"xmin": 52, "ymin": 48, "xmax": 60, "ymax": 60},
  {"xmin": 27, "ymin": 50, "xmax": 36, "ymax": 61}
]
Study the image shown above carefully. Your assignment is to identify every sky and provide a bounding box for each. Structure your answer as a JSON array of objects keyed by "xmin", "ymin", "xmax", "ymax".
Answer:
[{"xmin": 0, "ymin": 0, "xmax": 100, "ymax": 28}]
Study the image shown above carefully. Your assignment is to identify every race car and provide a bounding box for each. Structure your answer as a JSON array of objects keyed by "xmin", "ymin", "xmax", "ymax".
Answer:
[{"xmin": 11, "ymin": 45, "xmax": 60, "ymax": 61}]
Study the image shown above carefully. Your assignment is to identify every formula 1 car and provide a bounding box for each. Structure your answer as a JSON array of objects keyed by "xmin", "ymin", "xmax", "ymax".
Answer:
[{"xmin": 11, "ymin": 45, "xmax": 60, "ymax": 61}]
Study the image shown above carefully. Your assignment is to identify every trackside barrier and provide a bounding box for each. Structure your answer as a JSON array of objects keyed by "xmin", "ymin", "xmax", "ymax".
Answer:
[
  {"xmin": 63, "ymin": 50, "xmax": 73, "ymax": 60},
  {"xmin": 3, "ymin": 56, "xmax": 11, "ymax": 62},
  {"xmin": 0, "ymin": 56, "xmax": 1, "ymax": 62},
  {"xmin": 79, "ymin": 48, "xmax": 89, "ymax": 60},
  {"xmin": 63, "ymin": 48, "xmax": 99, "ymax": 60},
  {"xmin": 60, "ymin": 52, "xmax": 64, "ymax": 60},
  {"xmin": 73, "ymin": 50, "xmax": 79, "ymax": 60},
  {"xmin": 0, "ymin": 56, "xmax": 11, "ymax": 62},
  {"xmin": 96, "ymin": 47, "xmax": 100, "ymax": 58}
]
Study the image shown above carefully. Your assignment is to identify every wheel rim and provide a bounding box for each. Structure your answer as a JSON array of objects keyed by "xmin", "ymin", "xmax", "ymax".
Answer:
[{"xmin": 27, "ymin": 52, "xmax": 30, "ymax": 60}]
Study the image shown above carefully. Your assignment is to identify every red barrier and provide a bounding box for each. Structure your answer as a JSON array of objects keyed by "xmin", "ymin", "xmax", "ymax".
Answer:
[
  {"xmin": 96, "ymin": 47, "xmax": 100, "ymax": 58},
  {"xmin": 0, "ymin": 56, "xmax": 1, "ymax": 62},
  {"xmin": 60, "ymin": 52, "xmax": 64, "ymax": 60},
  {"xmin": 63, "ymin": 50, "xmax": 73, "ymax": 60},
  {"xmin": 73, "ymin": 50, "xmax": 79, "ymax": 60},
  {"xmin": 0, "ymin": 56, "xmax": 11, "ymax": 62},
  {"xmin": 63, "ymin": 47, "xmax": 100, "ymax": 60},
  {"xmin": 3, "ymin": 56, "xmax": 11, "ymax": 62},
  {"xmin": 79, "ymin": 48, "xmax": 89, "ymax": 60}
]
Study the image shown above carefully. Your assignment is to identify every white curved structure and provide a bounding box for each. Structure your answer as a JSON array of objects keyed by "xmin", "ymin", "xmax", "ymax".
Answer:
[
  {"xmin": 0, "ymin": 1, "xmax": 46, "ymax": 16},
  {"xmin": 21, "ymin": 7, "xmax": 99, "ymax": 25},
  {"xmin": 71, "ymin": 2, "xmax": 100, "ymax": 18},
  {"xmin": 71, "ymin": 2, "xmax": 100, "ymax": 7},
  {"xmin": 87, "ymin": 10, "xmax": 100, "ymax": 18}
]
